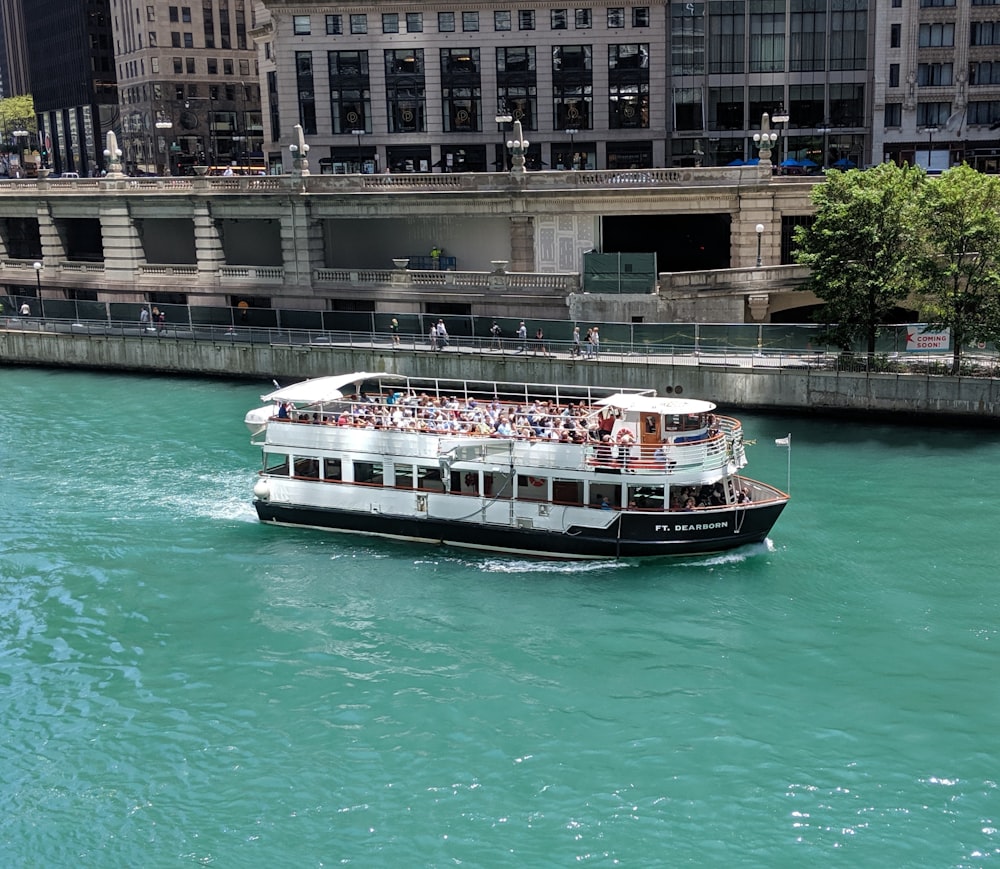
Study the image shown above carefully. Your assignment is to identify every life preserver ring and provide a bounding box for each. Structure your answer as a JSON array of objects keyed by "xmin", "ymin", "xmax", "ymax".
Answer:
[
  {"xmin": 616, "ymin": 428, "xmax": 635, "ymax": 444},
  {"xmin": 464, "ymin": 472, "xmax": 476, "ymax": 487},
  {"xmin": 527, "ymin": 476, "xmax": 545, "ymax": 487}
]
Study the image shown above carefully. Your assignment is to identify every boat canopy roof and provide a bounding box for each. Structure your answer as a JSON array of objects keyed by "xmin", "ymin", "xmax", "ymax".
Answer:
[
  {"xmin": 595, "ymin": 393, "xmax": 716, "ymax": 416},
  {"xmin": 261, "ymin": 372, "xmax": 403, "ymax": 406}
]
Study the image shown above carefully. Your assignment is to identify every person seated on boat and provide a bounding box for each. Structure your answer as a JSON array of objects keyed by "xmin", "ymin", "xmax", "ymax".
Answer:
[
  {"xmin": 737, "ymin": 486, "xmax": 753, "ymax": 504},
  {"xmin": 276, "ymin": 402, "xmax": 290, "ymax": 420},
  {"xmin": 683, "ymin": 497, "xmax": 697, "ymax": 511},
  {"xmin": 495, "ymin": 417, "xmax": 515, "ymax": 438},
  {"xmin": 600, "ymin": 496, "xmax": 612, "ymax": 510}
]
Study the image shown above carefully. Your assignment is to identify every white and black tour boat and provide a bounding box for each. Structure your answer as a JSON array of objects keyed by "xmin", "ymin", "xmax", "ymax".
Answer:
[{"xmin": 245, "ymin": 372, "xmax": 789, "ymax": 559}]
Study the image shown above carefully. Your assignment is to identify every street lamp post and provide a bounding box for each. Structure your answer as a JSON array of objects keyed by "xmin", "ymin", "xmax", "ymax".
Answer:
[
  {"xmin": 495, "ymin": 101, "xmax": 513, "ymax": 172},
  {"xmin": 924, "ymin": 125, "xmax": 940, "ymax": 170},
  {"xmin": 506, "ymin": 119, "xmax": 530, "ymax": 176},
  {"xmin": 771, "ymin": 108, "xmax": 790, "ymax": 166},
  {"xmin": 351, "ymin": 129, "xmax": 366, "ymax": 173},
  {"xmin": 155, "ymin": 116, "xmax": 174, "ymax": 174},
  {"xmin": 755, "ymin": 224, "xmax": 764, "ymax": 268},
  {"xmin": 33, "ymin": 260, "xmax": 42, "ymax": 296},
  {"xmin": 816, "ymin": 124, "xmax": 831, "ymax": 169},
  {"xmin": 752, "ymin": 114, "xmax": 778, "ymax": 168},
  {"xmin": 565, "ymin": 128, "xmax": 579, "ymax": 169}
]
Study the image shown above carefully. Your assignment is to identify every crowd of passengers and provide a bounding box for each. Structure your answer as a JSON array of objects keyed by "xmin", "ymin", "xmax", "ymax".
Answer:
[
  {"xmin": 667, "ymin": 482, "xmax": 753, "ymax": 510},
  {"xmin": 275, "ymin": 391, "xmax": 719, "ymax": 451}
]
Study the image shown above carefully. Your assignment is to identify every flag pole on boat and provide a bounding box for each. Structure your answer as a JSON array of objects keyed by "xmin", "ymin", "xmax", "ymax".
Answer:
[{"xmin": 774, "ymin": 433, "xmax": 791, "ymax": 493}]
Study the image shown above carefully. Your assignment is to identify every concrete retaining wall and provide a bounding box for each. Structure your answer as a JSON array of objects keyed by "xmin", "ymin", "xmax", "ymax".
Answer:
[{"xmin": 3, "ymin": 330, "xmax": 999, "ymax": 421}]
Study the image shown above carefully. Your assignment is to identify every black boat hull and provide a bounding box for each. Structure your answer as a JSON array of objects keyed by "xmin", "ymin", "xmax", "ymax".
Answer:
[{"xmin": 254, "ymin": 499, "xmax": 786, "ymax": 559}]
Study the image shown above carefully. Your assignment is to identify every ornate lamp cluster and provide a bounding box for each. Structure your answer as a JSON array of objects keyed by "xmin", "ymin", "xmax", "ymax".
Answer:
[{"xmin": 506, "ymin": 119, "xmax": 530, "ymax": 176}]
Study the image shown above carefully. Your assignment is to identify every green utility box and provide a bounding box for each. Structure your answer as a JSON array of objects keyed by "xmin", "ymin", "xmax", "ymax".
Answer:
[{"xmin": 582, "ymin": 252, "xmax": 658, "ymax": 294}]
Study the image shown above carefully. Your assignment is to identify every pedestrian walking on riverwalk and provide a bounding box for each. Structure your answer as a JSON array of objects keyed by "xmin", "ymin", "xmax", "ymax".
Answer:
[
  {"xmin": 490, "ymin": 320, "xmax": 502, "ymax": 351},
  {"xmin": 157, "ymin": 310, "xmax": 166, "ymax": 334},
  {"xmin": 516, "ymin": 321, "xmax": 527, "ymax": 353},
  {"xmin": 390, "ymin": 318, "xmax": 400, "ymax": 347},
  {"xmin": 572, "ymin": 325, "xmax": 581, "ymax": 357},
  {"xmin": 139, "ymin": 307, "xmax": 150, "ymax": 330}
]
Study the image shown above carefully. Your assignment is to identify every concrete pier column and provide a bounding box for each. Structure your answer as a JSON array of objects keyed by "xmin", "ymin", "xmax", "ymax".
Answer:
[
  {"xmin": 280, "ymin": 200, "xmax": 324, "ymax": 291},
  {"xmin": 36, "ymin": 202, "xmax": 67, "ymax": 263},
  {"xmin": 509, "ymin": 215, "xmax": 535, "ymax": 272},
  {"xmin": 193, "ymin": 202, "xmax": 226, "ymax": 287},
  {"xmin": 100, "ymin": 202, "xmax": 147, "ymax": 289}
]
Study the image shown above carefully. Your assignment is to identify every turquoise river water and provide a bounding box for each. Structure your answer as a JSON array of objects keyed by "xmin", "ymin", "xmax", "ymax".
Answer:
[{"xmin": 1, "ymin": 367, "xmax": 998, "ymax": 867}]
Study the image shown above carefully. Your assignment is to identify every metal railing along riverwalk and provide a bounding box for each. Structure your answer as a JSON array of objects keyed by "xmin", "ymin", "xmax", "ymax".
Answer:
[{"xmin": 3, "ymin": 313, "xmax": 998, "ymax": 378}]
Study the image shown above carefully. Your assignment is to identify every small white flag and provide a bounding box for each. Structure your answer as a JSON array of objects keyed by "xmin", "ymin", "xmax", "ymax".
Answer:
[{"xmin": 775, "ymin": 434, "xmax": 791, "ymax": 447}]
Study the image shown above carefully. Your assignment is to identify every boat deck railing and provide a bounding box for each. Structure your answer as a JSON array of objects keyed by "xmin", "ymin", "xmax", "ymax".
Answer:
[{"xmin": 264, "ymin": 400, "xmax": 744, "ymax": 477}]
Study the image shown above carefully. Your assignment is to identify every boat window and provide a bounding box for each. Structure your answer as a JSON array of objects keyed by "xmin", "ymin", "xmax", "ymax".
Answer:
[
  {"xmin": 484, "ymin": 471, "xmax": 513, "ymax": 499},
  {"xmin": 454, "ymin": 470, "xmax": 478, "ymax": 494},
  {"xmin": 628, "ymin": 484, "xmax": 664, "ymax": 510},
  {"xmin": 417, "ymin": 466, "xmax": 445, "ymax": 492},
  {"xmin": 394, "ymin": 462, "xmax": 413, "ymax": 488},
  {"xmin": 323, "ymin": 458, "xmax": 342, "ymax": 481},
  {"xmin": 589, "ymin": 484, "xmax": 620, "ymax": 509},
  {"xmin": 552, "ymin": 478, "xmax": 584, "ymax": 505},
  {"xmin": 516, "ymin": 474, "xmax": 548, "ymax": 501},
  {"xmin": 264, "ymin": 452, "xmax": 289, "ymax": 475},
  {"xmin": 354, "ymin": 461, "xmax": 384, "ymax": 484},
  {"xmin": 294, "ymin": 457, "xmax": 319, "ymax": 478}
]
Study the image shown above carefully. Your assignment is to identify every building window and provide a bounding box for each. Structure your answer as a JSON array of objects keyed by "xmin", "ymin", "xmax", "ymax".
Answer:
[
  {"xmin": 633, "ymin": 7, "xmax": 650, "ymax": 26},
  {"xmin": 708, "ymin": 86, "xmax": 744, "ymax": 130},
  {"xmin": 671, "ymin": 2, "xmax": 705, "ymax": 75},
  {"xmin": 892, "ymin": 0, "xmax": 902, "ymax": 6},
  {"xmin": 709, "ymin": 5, "xmax": 745, "ymax": 73},
  {"xmin": 296, "ymin": 51, "xmax": 317, "ymax": 134},
  {"xmin": 890, "ymin": 22, "xmax": 901, "ymax": 47},
  {"xmin": 147, "ymin": 5, "xmax": 155, "ymax": 21},
  {"xmin": 495, "ymin": 10, "xmax": 512, "ymax": 30},
  {"xmin": 551, "ymin": 9, "xmax": 568, "ymax": 28},
  {"xmin": 386, "ymin": 49, "xmax": 426, "ymax": 132},
  {"xmin": 383, "ymin": 13, "xmax": 398, "ymax": 33},
  {"xmin": 223, "ymin": 58, "xmax": 233, "ymax": 75},
  {"xmin": 968, "ymin": 99, "xmax": 1000, "ymax": 123},
  {"xmin": 917, "ymin": 101, "xmax": 951, "ymax": 125},
  {"xmin": 970, "ymin": 62, "xmax": 1000, "ymax": 85},
  {"xmin": 519, "ymin": 10, "xmax": 535, "ymax": 29},
  {"xmin": 240, "ymin": 59, "xmax": 250, "ymax": 76},
  {"xmin": 181, "ymin": 6, "xmax": 191, "ymax": 23},
  {"xmin": 171, "ymin": 31, "xmax": 181, "ymax": 47},
  {"xmin": 608, "ymin": 8, "xmax": 625, "ymax": 27},
  {"xmin": 183, "ymin": 31, "xmax": 194, "ymax": 48},
  {"xmin": 439, "ymin": 12, "xmax": 455, "ymax": 31},
  {"xmin": 350, "ymin": 14, "xmax": 368, "ymax": 34},
  {"xmin": 884, "ymin": 103, "xmax": 902, "ymax": 126},
  {"xmin": 169, "ymin": 5, "xmax": 179, "ymax": 23},
  {"xmin": 326, "ymin": 14, "xmax": 342, "ymax": 35},
  {"xmin": 151, "ymin": 57, "xmax": 160, "ymax": 73},
  {"xmin": 463, "ymin": 11, "xmax": 479, "ymax": 30},
  {"xmin": 406, "ymin": 12, "xmax": 423, "ymax": 32},
  {"xmin": 971, "ymin": 21, "xmax": 1000, "ymax": 45},
  {"xmin": 918, "ymin": 22, "xmax": 954, "ymax": 46},
  {"xmin": 790, "ymin": 4, "xmax": 826, "ymax": 72},
  {"xmin": 293, "ymin": 15, "xmax": 310, "ymax": 35},
  {"xmin": 889, "ymin": 63, "xmax": 900, "ymax": 87},
  {"xmin": 918, "ymin": 63, "xmax": 953, "ymax": 86},
  {"xmin": 830, "ymin": 0, "xmax": 867, "ymax": 71},
  {"xmin": 185, "ymin": 57, "xmax": 195, "ymax": 73},
  {"xmin": 576, "ymin": 8, "xmax": 592, "ymax": 27},
  {"xmin": 919, "ymin": 0, "xmax": 955, "ymax": 6},
  {"xmin": 830, "ymin": 82, "xmax": 864, "ymax": 125},
  {"xmin": 207, "ymin": 57, "xmax": 218, "ymax": 74},
  {"xmin": 329, "ymin": 50, "xmax": 371, "ymax": 134},
  {"xmin": 674, "ymin": 86, "xmax": 703, "ymax": 130},
  {"xmin": 750, "ymin": 8, "xmax": 785, "ymax": 73}
]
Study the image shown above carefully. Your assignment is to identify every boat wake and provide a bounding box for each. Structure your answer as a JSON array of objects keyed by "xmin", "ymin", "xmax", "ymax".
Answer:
[{"xmin": 476, "ymin": 558, "xmax": 630, "ymax": 575}]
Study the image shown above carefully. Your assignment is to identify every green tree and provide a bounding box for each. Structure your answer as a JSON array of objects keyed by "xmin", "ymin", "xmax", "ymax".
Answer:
[
  {"xmin": 0, "ymin": 94, "xmax": 37, "ymax": 142},
  {"xmin": 916, "ymin": 163, "xmax": 1000, "ymax": 375},
  {"xmin": 793, "ymin": 162, "xmax": 925, "ymax": 356}
]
